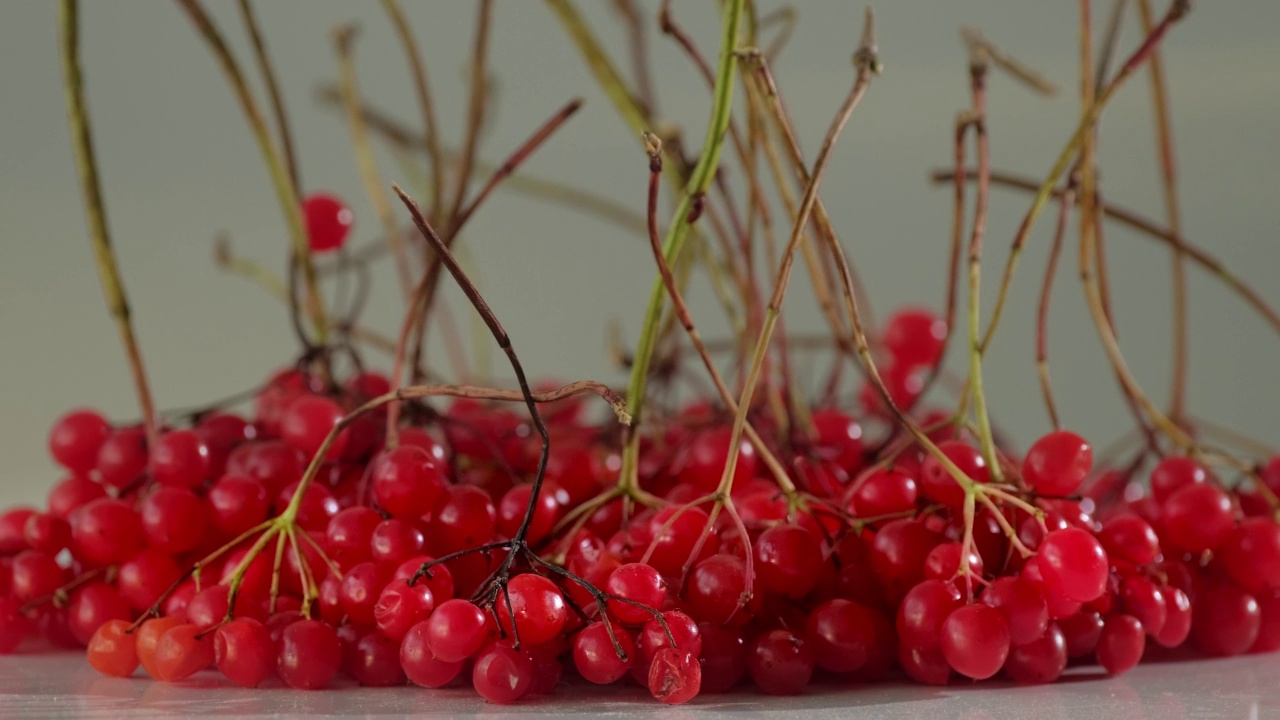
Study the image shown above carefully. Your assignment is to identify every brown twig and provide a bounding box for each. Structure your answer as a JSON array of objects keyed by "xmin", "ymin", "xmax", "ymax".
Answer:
[
  {"xmin": 1037, "ymin": 184, "xmax": 1075, "ymax": 429},
  {"xmin": 60, "ymin": 0, "xmax": 158, "ymax": 448},
  {"xmin": 380, "ymin": 0, "xmax": 445, "ymax": 226}
]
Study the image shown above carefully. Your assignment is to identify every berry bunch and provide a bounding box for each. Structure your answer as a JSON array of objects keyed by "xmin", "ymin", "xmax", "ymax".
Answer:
[{"xmin": 20, "ymin": 0, "xmax": 1279, "ymax": 709}]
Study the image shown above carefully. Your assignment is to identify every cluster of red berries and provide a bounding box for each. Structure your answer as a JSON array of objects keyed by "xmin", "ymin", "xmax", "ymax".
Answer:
[{"xmin": 2, "ymin": 307, "xmax": 1278, "ymax": 705}]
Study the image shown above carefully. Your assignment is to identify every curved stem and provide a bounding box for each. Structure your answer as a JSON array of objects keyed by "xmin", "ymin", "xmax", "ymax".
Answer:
[
  {"xmin": 380, "ymin": 0, "xmax": 445, "ymax": 225},
  {"xmin": 60, "ymin": 0, "xmax": 159, "ymax": 448}
]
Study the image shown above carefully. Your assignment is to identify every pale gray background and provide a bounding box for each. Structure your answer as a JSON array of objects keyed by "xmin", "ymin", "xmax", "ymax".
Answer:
[{"xmin": 2, "ymin": 1, "xmax": 1278, "ymax": 510}]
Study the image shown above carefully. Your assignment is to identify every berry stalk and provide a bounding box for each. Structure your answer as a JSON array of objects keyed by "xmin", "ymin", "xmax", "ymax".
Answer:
[{"xmin": 59, "ymin": 0, "xmax": 159, "ymax": 448}]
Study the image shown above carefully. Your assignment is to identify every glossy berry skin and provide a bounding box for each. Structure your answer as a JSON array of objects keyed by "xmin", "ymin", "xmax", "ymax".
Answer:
[
  {"xmin": 747, "ymin": 630, "xmax": 813, "ymax": 696},
  {"xmin": 135, "ymin": 617, "xmax": 184, "ymax": 678},
  {"xmin": 920, "ymin": 442, "xmax": 988, "ymax": 508},
  {"xmin": 648, "ymin": 647, "xmax": 701, "ymax": 705},
  {"xmin": 1191, "ymin": 583, "xmax": 1261, "ymax": 657},
  {"xmin": 497, "ymin": 483, "xmax": 559, "ymax": 544},
  {"xmin": 637, "ymin": 610, "xmax": 701, "ymax": 671},
  {"xmin": 70, "ymin": 498, "xmax": 145, "ymax": 567},
  {"xmin": 982, "ymin": 576, "xmax": 1049, "ymax": 645},
  {"xmin": 882, "ymin": 307, "xmax": 946, "ymax": 368},
  {"xmin": 849, "ymin": 469, "xmax": 918, "ymax": 518},
  {"xmin": 496, "ymin": 573, "xmax": 567, "ymax": 647},
  {"xmin": 214, "ymin": 618, "xmax": 275, "ymax": 688},
  {"xmin": 374, "ymin": 582, "xmax": 435, "ymax": 641},
  {"xmin": 150, "ymin": 430, "xmax": 211, "ymax": 490},
  {"xmin": 154, "ymin": 623, "xmax": 215, "ymax": 681},
  {"xmin": 1003, "ymin": 623, "xmax": 1067, "ymax": 684},
  {"xmin": 1149, "ymin": 456, "xmax": 1207, "ymax": 504},
  {"xmin": 472, "ymin": 643, "xmax": 534, "ymax": 705},
  {"xmin": 1022, "ymin": 431, "xmax": 1092, "ymax": 496},
  {"xmin": 351, "ymin": 632, "xmax": 406, "ymax": 687},
  {"xmin": 1097, "ymin": 614, "xmax": 1145, "ymax": 675},
  {"xmin": 1155, "ymin": 586, "xmax": 1193, "ymax": 648},
  {"xmin": 302, "ymin": 192, "xmax": 354, "ymax": 252},
  {"xmin": 280, "ymin": 395, "xmax": 347, "ymax": 460},
  {"xmin": 1035, "ymin": 528, "xmax": 1109, "ymax": 602},
  {"xmin": 1119, "ymin": 576, "xmax": 1167, "ymax": 636},
  {"xmin": 48, "ymin": 410, "xmax": 111, "ymax": 475},
  {"xmin": 754, "ymin": 524, "xmax": 823, "ymax": 599},
  {"xmin": 372, "ymin": 446, "xmax": 447, "ymax": 522},
  {"xmin": 278, "ymin": 620, "xmax": 342, "ymax": 689},
  {"xmin": 46, "ymin": 477, "xmax": 105, "ymax": 520},
  {"xmin": 901, "ymin": 573, "xmax": 962, "ymax": 648},
  {"xmin": 573, "ymin": 621, "xmax": 635, "ymax": 684},
  {"xmin": 400, "ymin": 620, "xmax": 465, "ymax": 688},
  {"xmin": 606, "ymin": 563, "xmax": 667, "ymax": 625},
  {"xmin": 940, "ymin": 604, "xmax": 1010, "ymax": 680},
  {"xmin": 23, "ymin": 512, "xmax": 71, "ymax": 555},
  {"xmin": 95, "ymin": 427, "xmax": 149, "ymax": 490},
  {"xmin": 10, "ymin": 550, "xmax": 65, "ymax": 602},
  {"xmin": 427, "ymin": 599, "xmax": 491, "ymax": 663},
  {"xmin": 87, "ymin": 619, "xmax": 139, "ymax": 678},
  {"xmin": 804, "ymin": 599, "xmax": 883, "ymax": 674},
  {"xmin": 1098, "ymin": 514, "xmax": 1160, "ymax": 566},
  {"xmin": 1220, "ymin": 518, "xmax": 1280, "ymax": 593},
  {"xmin": 68, "ymin": 582, "xmax": 131, "ymax": 646},
  {"xmin": 674, "ymin": 427, "xmax": 757, "ymax": 494},
  {"xmin": 207, "ymin": 474, "xmax": 270, "ymax": 538},
  {"xmin": 139, "ymin": 487, "xmax": 208, "ymax": 555},
  {"xmin": 1162, "ymin": 482, "xmax": 1234, "ymax": 553}
]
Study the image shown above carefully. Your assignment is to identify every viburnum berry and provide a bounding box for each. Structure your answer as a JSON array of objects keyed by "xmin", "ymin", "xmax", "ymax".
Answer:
[
  {"xmin": 150, "ymin": 429, "xmax": 211, "ymax": 490},
  {"xmin": 372, "ymin": 446, "xmax": 447, "ymax": 521},
  {"xmin": 981, "ymin": 575, "xmax": 1049, "ymax": 645},
  {"xmin": 754, "ymin": 524, "xmax": 823, "ymax": 599},
  {"xmin": 1162, "ymin": 482, "xmax": 1235, "ymax": 553},
  {"xmin": 207, "ymin": 474, "xmax": 270, "ymax": 538},
  {"xmin": 302, "ymin": 192, "xmax": 353, "ymax": 252},
  {"xmin": 87, "ymin": 619, "xmax": 138, "ymax": 678},
  {"xmin": 919, "ymin": 441, "xmax": 988, "ymax": 508},
  {"xmin": 648, "ymin": 647, "xmax": 701, "ymax": 704},
  {"xmin": 1003, "ymin": 622, "xmax": 1067, "ymax": 684},
  {"xmin": 472, "ymin": 642, "xmax": 534, "ymax": 704},
  {"xmin": 1097, "ymin": 613, "xmax": 1145, "ymax": 675},
  {"xmin": 374, "ymin": 582, "xmax": 435, "ymax": 641},
  {"xmin": 426, "ymin": 598, "xmax": 491, "ymax": 663},
  {"xmin": 882, "ymin": 306, "xmax": 947, "ymax": 368},
  {"xmin": 1034, "ymin": 527, "xmax": 1109, "ymax": 602},
  {"xmin": 848, "ymin": 468, "xmax": 918, "ymax": 518},
  {"xmin": 805, "ymin": 599, "xmax": 883, "ymax": 674},
  {"xmin": 135, "ymin": 616, "xmax": 184, "ymax": 678},
  {"xmin": 401, "ymin": 620, "xmax": 466, "ymax": 688},
  {"xmin": 1098, "ymin": 514, "xmax": 1160, "ymax": 566},
  {"xmin": 940, "ymin": 604, "xmax": 1010, "ymax": 680},
  {"xmin": 214, "ymin": 617, "xmax": 275, "ymax": 687},
  {"xmin": 573, "ymin": 620, "xmax": 635, "ymax": 684},
  {"xmin": 154, "ymin": 623, "xmax": 215, "ymax": 681},
  {"xmin": 495, "ymin": 573, "xmax": 567, "ymax": 646},
  {"xmin": 747, "ymin": 629, "xmax": 813, "ymax": 696},
  {"xmin": 1219, "ymin": 518, "xmax": 1280, "ymax": 593},
  {"xmin": 70, "ymin": 497, "xmax": 145, "ymax": 566},
  {"xmin": 278, "ymin": 619, "xmax": 342, "ymax": 689},
  {"xmin": 280, "ymin": 395, "xmax": 348, "ymax": 460},
  {"xmin": 1191, "ymin": 583, "xmax": 1260, "ymax": 657},
  {"xmin": 1149, "ymin": 456, "xmax": 1208, "ymax": 504},
  {"xmin": 1022, "ymin": 430, "xmax": 1092, "ymax": 496},
  {"xmin": 606, "ymin": 563, "xmax": 667, "ymax": 625},
  {"xmin": 95, "ymin": 427, "xmax": 149, "ymax": 490},
  {"xmin": 48, "ymin": 409, "xmax": 112, "ymax": 476}
]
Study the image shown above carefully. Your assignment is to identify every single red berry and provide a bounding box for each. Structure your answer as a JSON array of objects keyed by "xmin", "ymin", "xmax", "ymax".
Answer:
[
  {"xmin": 214, "ymin": 617, "xmax": 275, "ymax": 687},
  {"xmin": 95, "ymin": 427, "xmax": 149, "ymax": 490},
  {"xmin": 154, "ymin": 623, "xmax": 215, "ymax": 681},
  {"xmin": 754, "ymin": 524, "xmax": 823, "ymax": 600},
  {"xmin": 606, "ymin": 563, "xmax": 667, "ymax": 625},
  {"xmin": 1003, "ymin": 622, "xmax": 1067, "ymax": 684},
  {"xmin": 472, "ymin": 642, "xmax": 534, "ymax": 704},
  {"xmin": 372, "ymin": 446, "xmax": 447, "ymax": 521},
  {"xmin": 1162, "ymin": 482, "xmax": 1234, "ymax": 553},
  {"xmin": 278, "ymin": 619, "xmax": 342, "ymax": 689},
  {"xmin": 573, "ymin": 620, "xmax": 635, "ymax": 684},
  {"xmin": 48, "ymin": 409, "xmax": 111, "ymax": 475},
  {"xmin": 302, "ymin": 192, "xmax": 353, "ymax": 252},
  {"xmin": 280, "ymin": 395, "xmax": 347, "ymax": 460},
  {"xmin": 919, "ymin": 441, "xmax": 988, "ymax": 508},
  {"xmin": 496, "ymin": 573, "xmax": 568, "ymax": 647},
  {"xmin": 1034, "ymin": 527, "xmax": 1109, "ymax": 602},
  {"xmin": 940, "ymin": 604, "xmax": 1010, "ymax": 680},
  {"xmin": 747, "ymin": 629, "xmax": 813, "ymax": 696},
  {"xmin": 400, "ymin": 620, "xmax": 465, "ymax": 688},
  {"xmin": 87, "ymin": 619, "xmax": 139, "ymax": 678},
  {"xmin": 70, "ymin": 498, "xmax": 144, "ymax": 566},
  {"xmin": 426, "ymin": 598, "xmax": 491, "ymax": 663},
  {"xmin": 1022, "ymin": 430, "xmax": 1092, "ymax": 496},
  {"xmin": 882, "ymin": 307, "xmax": 946, "ymax": 368},
  {"xmin": 150, "ymin": 430, "xmax": 211, "ymax": 490},
  {"xmin": 1098, "ymin": 514, "xmax": 1160, "ymax": 566},
  {"xmin": 1149, "ymin": 456, "xmax": 1208, "ymax": 504},
  {"xmin": 1096, "ymin": 613, "xmax": 1145, "ymax": 675},
  {"xmin": 648, "ymin": 647, "xmax": 701, "ymax": 704}
]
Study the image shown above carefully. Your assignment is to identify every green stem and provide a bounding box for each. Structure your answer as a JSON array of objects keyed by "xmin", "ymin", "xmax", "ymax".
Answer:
[{"xmin": 616, "ymin": 0, "xmax": 743, "ymax": 485}]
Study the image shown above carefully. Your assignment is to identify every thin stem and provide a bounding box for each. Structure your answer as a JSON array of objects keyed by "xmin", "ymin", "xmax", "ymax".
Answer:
[
  {"xmin": 642, "ymin": 135, "xmax": 796, "ymax": 495},
  {"xmin": 176, "ymin": 0, "xmax": 327, "ymax": 345},
  {"xmin": 445, "ymin": 0, "xmax": 494, "ymax": 231},
  {"xmin": 1137, "ymin": 0, "xmax": 1188, "ymax": 422},
  {"xmin": 717, "ymin": 9, "xmax": 878, "ymax": 499},
  {"xmin": 934, "ymin": 168, "xmax": 1280, "ymax": 337},
  {"xmin": 962, "ymin": 59, "xmax": 1000, "ymax": 479},
  {"xmin": 236, "ymin": 0, "xmax": 299, "ymax": 192},
  {"xmin": 380, "ymin": 0, "xmax": 445, "ymax": 225},
  {"xmin": 979, "ymin": 0, "xmax": 1192, "ymax": 353},
  {"xmin": 612, "ymin": 0, "xmax": 656, "ymax": 115},
  {"xmin": 332, "ymin": 25, "xmax": 411, "ymax": 300},
  {"xmin": 617, "ymin": 0, "xmax": 744, "ymax": 489},
  {"xmin": 60, "ymin": 0, "xmax": 158, "ymax": 448},
  {"xmin": 1037, "ymin": 185, "xmax": 1074, "ymax": 430}
]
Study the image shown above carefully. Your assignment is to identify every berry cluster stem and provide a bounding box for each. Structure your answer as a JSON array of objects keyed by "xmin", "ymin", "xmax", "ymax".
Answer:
[{"xmin": 59, "ymin": 0, "xmax": 159, "ymax": 449}]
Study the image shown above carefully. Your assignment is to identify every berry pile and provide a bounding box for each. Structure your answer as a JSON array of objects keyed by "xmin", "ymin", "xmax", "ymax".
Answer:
[
  {"xmin": 3, "ymin": 305, "xmax": 1279, "ymax": 704},
  {"xmin": 22, "ymin": 0, "xmax": 1279, "ymax": 709}
]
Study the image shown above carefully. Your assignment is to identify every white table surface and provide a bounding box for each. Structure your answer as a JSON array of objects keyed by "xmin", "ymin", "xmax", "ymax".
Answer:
[{"xmin": 0, "ymin": 647, "xmax": 1272, "ymax": 719}]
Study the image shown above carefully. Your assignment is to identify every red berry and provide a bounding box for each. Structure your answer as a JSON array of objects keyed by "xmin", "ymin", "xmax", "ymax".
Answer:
[
  {"xmin": 495, "ymin": 573, "xmax": 567, "ymax": 646},
  {"xmin": 747, "ymin": 629, "xmax": 813, "ymax": 696},
  {"xmin": 87, "ymin": 619, "xmax": 139, "ymax": 678},
  {"xmin": 1096, "ymin": 613, "xmax": 1145, "ymax": 675},
  {"xmin": 154, "ymin": 623, "xmax": 215, "ymax": 681},
  {"xmin": 1150, "ymin": 456, "xmax": 1207, "ymax": 504},
  {"xmin": 1155, "ymin": 586, "xmax": 1193, "ymax": 648},
  {"xmin": 606, "ymin": 563, "xmax": 666, "ymax": 625},
  {"xmin": 1191, "ymin": 583, "xmax": 1261, "ymax": 657},
  {"xmin": 1035, "ymin": 527, "xmax": 1109, "ymax": 602},
  {"xmin": 278, "ymin": 619, "xmax": 342, "ymax": 689},
  {"xmin": 940, "ymin": 604, "xmax": 1010, "ymax": 680},
  {"xmin": 573, "ymin": 621, "xmax": 635, "ymax": 684},
  {"xmin": 350, "ymin": 632, "xmax": 406, "ymax": 686},
  {"xmin": 95, "ymin": 427, "xmax": 149, "ymax": 490},
  {"xmin": 804, "ymin": 599, "xmax": 883, "ymax": 674},
  {"xmin": 70, "ymin": 498, "xmax": 144, "ymax": 566},
  {"xmin": 68, "ymin": 582, "xmax": 131, "ymax": 646},
  {"xmin": 135, "ymin": 616, "xmax": 184, "ymax": 678},
  {"xmin": 373, "ymin": 581, "xmax": 435, "ymax": 641},
  {"xmin": 139, "ymin": 487, "xmax": 209, "ymax": 555},
  {"xmin": 897, "ymin": 579, "xmax": 963, "ymax": 649},
  {"xmin": 648, "ymin": 647, "xmax": 701, "ymax": 704},
  {"xmin": 10, "ymin": 549, "xmax": 66, "ymax": 602},
  {"xmin": 46, "ymin": 477, "xmax": 105, "ymax": 520},
  {"xmin": 151, "ymin": 430, "xmax": 211, "ymax": 490},
  {"xmin": 1022, "ymin": 430, "xmax": 1092, "ymax": 496},
  {"xmin": 883, "ymin": 307, "xmax": 946, "ymax": 368},
  {"xmin": 981, "ymin": 575, "xmax": 1049, "ymax": 645},
  {"xmin": 401, "ymin": 620, "xmax": 465, "ymax": 688},
  {"xmin": 472, "ymin": 642, "xmax": 534, "ymax": 704},
  {"xmin": 1098, "ymin": 514, "xmax": 1160, "ymax": 566},
  {"xmin": 214, "ymin": 618, "xmax": 275, "ymax": 687},
  {"xmin": 207, "ymin": 474, "xmax": 270, "ymax": 538},
  {"xmin": 1003, "ymin": 622, "xmax": 1067, "ymax": 684},
  {"xmin": 1162, "ymin": 482, "xmax": 1234, "ymax": 553},
  {"xmin": 427, "ymin": 599, "xmax": 491, "ymax": 663},
  {"xmin": 280, "ymin": 395, "xmax": 347, "ymax": 460},
  {"xmin": 302, "ymin": 192, "xmax": 353, "ymax": 252},
  {"xmin": 1220, "ymin": 518, "xmax": 1280, "ymax": 593},
  {"xmin": 919, "ymin": 441, "xmax": 988, "ymax": 508},
  {"xmin": 754, "ymin": 524, "xmax": 823, "ymax": 599},
  {"xmin": 849, "ymin": 468, "xmax": 918, "ymax": 518},
  {"xmin": 674, "ymin": 427, "xmax": 757, "ymax": 494},
  {"xmin": 372, "ymin": 446, "xmax": 447, "ymax": 521},
  {"xmin": 49, "ymin": 410, "xmax": 112, "ymax": 475}
]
